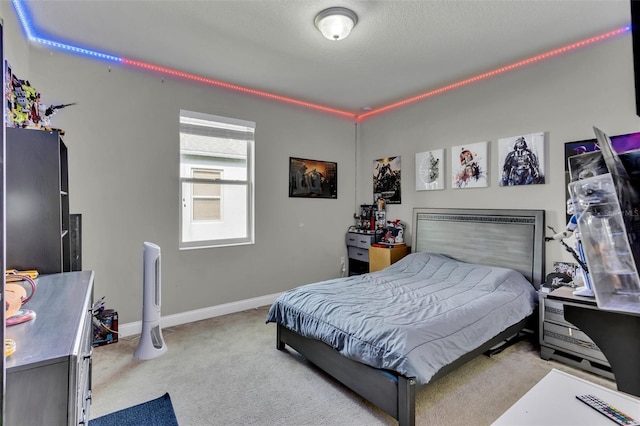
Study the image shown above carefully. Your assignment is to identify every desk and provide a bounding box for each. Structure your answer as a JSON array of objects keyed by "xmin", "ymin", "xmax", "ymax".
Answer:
[
  {"xmin": 493, "ymin": 369, "xmax": 640, "ymax": 425},
  {"xmin": 547, "ymin": 286, "xmax": 640, "ymax": 397},
  {"xmin": 539, "ymin": 286, "xmax": 613, "ymax": 379}
]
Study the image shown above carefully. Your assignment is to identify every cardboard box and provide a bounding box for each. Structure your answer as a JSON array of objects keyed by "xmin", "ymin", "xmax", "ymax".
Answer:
[{"xmin": 93, "ymin": 309, "xmax": 118, "ymax": 347}]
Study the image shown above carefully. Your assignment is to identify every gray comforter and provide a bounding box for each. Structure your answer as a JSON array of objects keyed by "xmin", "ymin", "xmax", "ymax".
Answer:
[{"xmin": 266, "ymin": 252, "xmax": 537, "ymax": 384}]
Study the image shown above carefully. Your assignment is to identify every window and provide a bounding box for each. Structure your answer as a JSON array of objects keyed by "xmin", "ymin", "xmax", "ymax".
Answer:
[
  {"xmin": 192, "ymin": 169, "xmax": 222, "ymax": 221},
  {"xmin": 179, "ymin": 110, "xmax": 254, "ymax": 249}
]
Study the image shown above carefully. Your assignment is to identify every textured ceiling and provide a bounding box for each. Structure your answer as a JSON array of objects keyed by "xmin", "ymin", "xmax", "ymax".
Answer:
[{"xmin": 20, "ymin": 0, "xmax": 632, "ymax": 115}]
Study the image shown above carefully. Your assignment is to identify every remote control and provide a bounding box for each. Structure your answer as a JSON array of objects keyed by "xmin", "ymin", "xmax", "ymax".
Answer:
[{"xmin": 576, "ymin": 394, "xmax": 640, "ymax": 425}]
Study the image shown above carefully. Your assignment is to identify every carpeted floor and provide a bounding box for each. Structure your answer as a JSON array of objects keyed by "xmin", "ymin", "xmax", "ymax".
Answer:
[{"xmin": 90, "ymin": 306, "xmax": 618, "ymax": 425}]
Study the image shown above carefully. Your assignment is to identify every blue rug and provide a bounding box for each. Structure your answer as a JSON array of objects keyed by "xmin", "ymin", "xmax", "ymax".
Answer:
[{"xmin": 89, "ymin": 393, "xmax": 179, "ymax": 426}]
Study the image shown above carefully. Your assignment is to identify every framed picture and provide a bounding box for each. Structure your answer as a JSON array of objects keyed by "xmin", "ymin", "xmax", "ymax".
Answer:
[
  {"xmin": 451, "ymin": 141, "xmax": 488, "ymax": 188},
  {"xmin": 374, "ymin": 156, "xmax": 401, "ymax": 204},
  {"xmin": 415, "ymin": 149, "xmax": 444, "ymax": 191},
  {"xmin": 288, "ymin": 157, "xmax": 337, "ymax": 198},
  {"xmin": 498, "ymin": 132, "xmax": 545, "ymax": 186},
  {"xmin": 553, "ymin": 261, "xmax": 577, "ymax": 279}
]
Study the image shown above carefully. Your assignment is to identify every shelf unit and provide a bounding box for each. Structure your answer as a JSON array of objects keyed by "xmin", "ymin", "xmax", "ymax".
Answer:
[
  {"xmin": 346, "ymin": 231, "xmax": 374, "ymax": 275},
  {"xmin": 6, "ymin": 127, "xmax": 71, "ymax": 274}
]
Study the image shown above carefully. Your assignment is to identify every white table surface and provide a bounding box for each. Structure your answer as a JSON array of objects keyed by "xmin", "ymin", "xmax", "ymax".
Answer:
[{"xmin": 493, "ymin": 369, "xmax": 640, "ymax": 425}]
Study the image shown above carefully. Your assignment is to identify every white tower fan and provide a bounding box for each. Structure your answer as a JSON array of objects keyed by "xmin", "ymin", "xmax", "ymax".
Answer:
[{"xmin": 134, "ymin": 242, "xmax": 168, "ymax": 359}]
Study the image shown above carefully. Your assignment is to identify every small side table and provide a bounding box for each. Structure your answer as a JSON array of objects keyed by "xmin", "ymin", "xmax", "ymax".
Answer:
[{"xmin": 369, "ymin": 245, "xmax": 410, "ymax": 272}]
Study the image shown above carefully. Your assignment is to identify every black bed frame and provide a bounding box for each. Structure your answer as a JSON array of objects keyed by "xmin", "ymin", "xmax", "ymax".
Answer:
[{"xmin": 276, "ymin": 208, "xmax": 545, "ymax": 425}]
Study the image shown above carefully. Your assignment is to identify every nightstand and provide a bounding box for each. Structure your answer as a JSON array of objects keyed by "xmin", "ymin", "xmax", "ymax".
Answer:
[{"xmin": 369, "ymin": 245, "xmax": 410, "ymax": 272}]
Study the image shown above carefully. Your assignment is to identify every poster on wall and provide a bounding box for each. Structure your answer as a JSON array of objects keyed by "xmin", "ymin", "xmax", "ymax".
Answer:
[
  {"xmin": 288, "ymin": 157, "xmax": 337, "ymax": 198},
  {"xmin": 415, "ymin": 149, "xmax": 444, "ymax": 191},
  {"xmin": 451, "ymin": 141, "xmax": 488, "ymax": 189},
  {"xmin": 563, "ymin": 131, "xmax": 640, "ymax": 220},
  {"xmin": 374, "ymin": 156, "xmax": 401, "ymax": 204},
  {"xmin": 498, "ymin": 132, "xmax": 545, "ymax": 186}
]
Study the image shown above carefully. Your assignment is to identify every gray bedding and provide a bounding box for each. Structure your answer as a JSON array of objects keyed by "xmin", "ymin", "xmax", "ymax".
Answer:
[{"xmin": 266, "ymin": 252, "xmax": 537, "ymax": 384}]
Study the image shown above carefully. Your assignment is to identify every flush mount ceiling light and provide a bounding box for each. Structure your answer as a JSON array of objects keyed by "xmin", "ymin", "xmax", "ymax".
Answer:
[{"xmin": 314, "ymin": 7, "xmax": 358, "ymax": 41}]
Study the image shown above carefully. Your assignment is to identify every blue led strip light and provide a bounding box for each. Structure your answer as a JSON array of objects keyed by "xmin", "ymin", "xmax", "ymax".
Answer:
[
  {"xmin": 33, "ymin": 38, "xmax": 122, "ymax": 62},
  {"xmin": 10, "ymin": 0, "xmax": 35, "ymax": 40},
  {"xmin": 11, "ymin": 0, "xmax": 122, "ymax": 63}
]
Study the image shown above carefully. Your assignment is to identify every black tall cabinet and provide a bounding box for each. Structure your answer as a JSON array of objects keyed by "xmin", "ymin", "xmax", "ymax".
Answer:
[{"xmin": 6, "ymin": 127, "xmax": 71, "ymax": 274}]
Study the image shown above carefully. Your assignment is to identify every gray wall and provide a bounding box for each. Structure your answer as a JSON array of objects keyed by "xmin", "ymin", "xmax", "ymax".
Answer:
[
  {"xmin": 357, "ymin": 33, "xmax": 640, "ymax": 278},
  {"xmin": 1, "ymin": 7, "xmax": 356, "ymax": 324},
  {"xmin": 3, "ymin": 4, "xmax": 640, "ymax": 322}
]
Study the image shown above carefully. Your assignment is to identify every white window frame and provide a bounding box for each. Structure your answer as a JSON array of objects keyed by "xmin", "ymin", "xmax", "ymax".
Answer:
[{"xmin": 179, "ymin": 110, "xmax": 255, "ymax": 249}]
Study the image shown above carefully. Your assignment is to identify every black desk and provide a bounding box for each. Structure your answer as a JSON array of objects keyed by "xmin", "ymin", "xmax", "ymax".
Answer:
[{"xmin": 548, "ymin": 287, "xmax": 640, "ymax": 397}]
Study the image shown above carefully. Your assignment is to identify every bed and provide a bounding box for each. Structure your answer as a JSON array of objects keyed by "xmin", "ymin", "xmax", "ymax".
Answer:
[{"xmin": 266, "ymin": 208, "xmax": 545, "ymax": 425}]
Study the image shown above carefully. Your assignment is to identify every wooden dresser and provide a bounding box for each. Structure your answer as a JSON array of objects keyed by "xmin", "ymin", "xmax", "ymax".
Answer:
[{"xmin": 6, "ymin": 271, "xmax": 94, "ymax": 425}]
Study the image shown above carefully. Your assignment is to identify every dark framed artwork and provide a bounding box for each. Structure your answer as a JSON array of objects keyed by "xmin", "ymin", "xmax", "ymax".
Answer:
[{"xmin": 288, "ymin": 157, "xmax": 337, "ymax": 198}]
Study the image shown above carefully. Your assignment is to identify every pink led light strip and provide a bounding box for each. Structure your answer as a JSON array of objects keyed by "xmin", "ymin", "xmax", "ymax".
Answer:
[
  {"xmin": 122, "ymin": 59, "xmax": 357, "ymax": 119},
  {"xmin": 9, "ymin": 0, "xmax": 630, "ymax": 121},
  {"xmin": 357, "ymin": 26, "xmax": 630, "ymax": 121}
]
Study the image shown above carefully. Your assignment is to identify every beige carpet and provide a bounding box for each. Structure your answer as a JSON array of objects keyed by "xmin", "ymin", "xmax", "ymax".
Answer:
[{"xmin": 90, "ymin": 306, "xmax": 618, "ymax": 425}]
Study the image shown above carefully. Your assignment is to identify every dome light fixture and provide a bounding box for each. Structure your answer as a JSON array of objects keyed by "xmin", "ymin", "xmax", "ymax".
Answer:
[{"xmin": 314, "ymin": 7, "xmax": 358, "ymax": 41}]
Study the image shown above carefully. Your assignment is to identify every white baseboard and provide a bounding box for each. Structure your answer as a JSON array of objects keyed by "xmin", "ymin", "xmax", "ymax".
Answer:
[{"xmin": 118, "ymin": 292, "xmax": 283, "ymax": 337}]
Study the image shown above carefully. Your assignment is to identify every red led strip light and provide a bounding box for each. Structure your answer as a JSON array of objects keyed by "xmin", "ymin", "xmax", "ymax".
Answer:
[
  {"xmin": 122, "ymin": 59, "xmax": 357, "ymax": 119},
  {"xmin": 11, "ymin": 0, "xmax": 629, "ymax": 123},
  {"xmin": 357, "ymin": 26, "xmax": 630, "ymax": 121}
]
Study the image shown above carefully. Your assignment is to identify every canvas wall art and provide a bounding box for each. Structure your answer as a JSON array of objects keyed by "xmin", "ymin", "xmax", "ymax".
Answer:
[
  {"xmin": 451, "ymin": 141, "xmax": 488, "ymax": 189},
  {"xmin": 415, "ymin": 149, "xmax": 444, "ymax": 191},
  {"xmin": 374, "ymin": 156, "xmax": 401, "ymax": 203},
  {"xmin": 498, "ymin": 132, "xmax": 545, "ymax": 186}
]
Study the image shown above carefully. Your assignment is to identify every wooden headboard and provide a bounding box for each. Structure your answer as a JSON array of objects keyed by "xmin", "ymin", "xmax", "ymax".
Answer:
[{"xmin": 411, "ymin": 208, "xmax": 545, "ymax": 287}]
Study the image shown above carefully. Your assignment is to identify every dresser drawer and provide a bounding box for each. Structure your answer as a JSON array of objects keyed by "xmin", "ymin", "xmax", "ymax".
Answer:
[
  {"xmin": 76, "ymin": 307, "xmax": 93, "ymax": 424},
  {"xmin": 348, "ymin": 246, "xmax": 369, "ymax": 262},
  {"xmin": 543, "ymin": 299, "xmax": 573, "ymax": 327},
  {"xmin": 542, "ymin": 322, "xmax": 608, "ymax": 364},
  {"xmin": 346, "ymin": 233, "xmax": 374, "ymax": 249}
]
